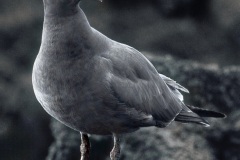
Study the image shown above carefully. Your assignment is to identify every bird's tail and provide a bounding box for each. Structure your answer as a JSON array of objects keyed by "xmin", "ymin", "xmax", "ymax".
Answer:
[
  {"xmin": 174, "ymin": 105, "xmax": 226, "ymax": 127},
  {"xmin": 186, "ymin": 105, "xmax": 226, "ymax": 118}
]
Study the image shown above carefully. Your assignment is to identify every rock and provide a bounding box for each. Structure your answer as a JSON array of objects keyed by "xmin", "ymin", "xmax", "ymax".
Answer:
[
  {"xmin": 46, "ymin": 122, "xmax": 80, "ymax": 160},
  {"xmin": 155, "ymin": 0, "xmax": 211, "ymax": 19},
  {"xmin": 46, "ymin": 54, "xmax": 239, "ymax": 160},
  {"xmin": 105, "ymin": 0, "xmax": 211, "ymax": 19},
  {"xmin": 46, "ymin": 119, "xmax": 112, "ymax": 160},
  {"xmin": 0, "ymin": 54, "xmax": 53, "ymax": 160},
  {"xmin": 121, "ymin": 126, "xmax": 213, "ymax": 160}
]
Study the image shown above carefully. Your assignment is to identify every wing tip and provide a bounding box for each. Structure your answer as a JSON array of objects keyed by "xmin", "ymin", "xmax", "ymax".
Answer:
[
  {"xmin": 176, "ymin": 84, "xmax": 190, "ymax": 93},
  {"xmin": 182, "ymin": 87, "xmax": 190, "ymax": 93},
  {"xmin": 220, "ymin": 113, "xmax": 227, "ymax": 119},
  {"xmin": 200, "ymin": 122, "xmax": 210, "ymax": 127}
]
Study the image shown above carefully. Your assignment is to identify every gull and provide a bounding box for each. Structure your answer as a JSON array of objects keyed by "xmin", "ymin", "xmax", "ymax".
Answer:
[{"xmin": 32, "ymin": 0, "xmax": 226, "ymax": 160}]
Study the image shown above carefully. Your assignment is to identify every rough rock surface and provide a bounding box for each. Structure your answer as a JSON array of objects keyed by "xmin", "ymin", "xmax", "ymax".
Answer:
[{"xmin": 46, "ymin": 54, "xmax": 240, "ymax": 160}]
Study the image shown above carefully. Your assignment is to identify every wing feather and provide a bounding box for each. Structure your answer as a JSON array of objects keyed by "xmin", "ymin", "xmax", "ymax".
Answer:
[
  {"xmin": 159, "ymin": 74, "xmax": 189, "ymax": 101},
  {"xmin": 105, "ymin": 44, "xmax": 183, "ymax": 125},
  {"xmin": 159, "ymin": 74, "xmax": 189, "ymax": 93}
]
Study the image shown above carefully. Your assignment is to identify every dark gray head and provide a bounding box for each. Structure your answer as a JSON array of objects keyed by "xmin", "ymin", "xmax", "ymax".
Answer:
[{"xmin": 43, "ymin": 0, "xmax": 81, "ymax": 16}]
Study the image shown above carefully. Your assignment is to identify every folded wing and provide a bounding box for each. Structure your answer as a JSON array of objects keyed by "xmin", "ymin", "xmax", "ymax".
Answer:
[{"xmin": 106, "ymin": 44, "xmax": 184, "ymax": 126}]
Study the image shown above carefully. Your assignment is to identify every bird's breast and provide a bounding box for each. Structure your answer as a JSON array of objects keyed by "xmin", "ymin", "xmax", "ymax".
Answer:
[{"xmin": 32, "ymin": 53, "xmax": 96, "ymax": 122}]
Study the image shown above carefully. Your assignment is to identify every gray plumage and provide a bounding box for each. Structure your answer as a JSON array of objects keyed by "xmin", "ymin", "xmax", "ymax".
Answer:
[{"xmin": 32, "ymin": 0, "xmax": 225, "ymax": 159}]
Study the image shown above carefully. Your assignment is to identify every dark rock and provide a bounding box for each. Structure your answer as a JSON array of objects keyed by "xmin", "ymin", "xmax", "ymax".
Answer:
[
  {"xmin": 228, "ymin": 20, "xmax": 240, "ymax": 50},
  {"xmin": 104, "ymin": 0, "xmax": 155, "ymax": 9},
  {"xmin": 0, "ymin": 55, "xmax": 53, "ymax": 160},
  {"xmin": 46, "ymin": 122, "xmax": 80, "ymax": 160},
  {"xmin": 121, "ymin": 126, "xmax": 213, "ymax": 160},
  {"xmin": 46, "ymin": 119, "xmax": 112, "ymax": 160},
  {"xmin": 155, "ymin": 0, "xmax": 211, "ymax": 19},
  {"xmin": 105, "ymin": 0, "xmax": 211, "ymax": 19}
]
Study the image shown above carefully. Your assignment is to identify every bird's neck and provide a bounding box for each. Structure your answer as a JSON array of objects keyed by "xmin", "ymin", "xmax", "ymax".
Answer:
[
  {"xmin": 43, "ymin": 6, "xmax": 90, "ymax": 29},
  {"xmin": 41, "ymin": 7, "xmax": 94, "ymax": 56}
]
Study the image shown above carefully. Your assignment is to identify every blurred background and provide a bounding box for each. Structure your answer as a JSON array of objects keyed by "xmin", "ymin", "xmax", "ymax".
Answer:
[{"xmin": 0, "ymin": 0, "xmax": 240, "ymax": 160}]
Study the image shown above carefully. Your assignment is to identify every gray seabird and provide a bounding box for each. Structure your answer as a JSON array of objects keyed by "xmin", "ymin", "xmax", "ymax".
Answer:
[{"xmin": 32, "ymin": 0, "xmax": 226, "ymax": 160}]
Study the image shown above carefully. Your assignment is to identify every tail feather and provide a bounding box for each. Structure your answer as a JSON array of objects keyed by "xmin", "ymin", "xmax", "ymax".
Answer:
[
  {"xmin": 187, "ymin": 105, "xmax": 226, "ymax": 118},
  {"xmin": 175, "ymin": 108, "xmax": 210, "ymax": 127},
  {"xmin": 175, "ymin": 104, "xmax": 226, "ymax": 127}
]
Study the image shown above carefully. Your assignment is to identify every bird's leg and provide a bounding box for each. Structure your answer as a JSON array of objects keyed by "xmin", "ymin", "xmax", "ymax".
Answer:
[
  {"xmin": 80, "ymin": 133, "xmax": 90, "ymax": 160},
  {"xmin": 110, "ymin": 134, "xmax": 121, "ymax": 160}
]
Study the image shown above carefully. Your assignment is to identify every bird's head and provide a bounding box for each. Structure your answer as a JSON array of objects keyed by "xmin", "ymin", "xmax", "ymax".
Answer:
[{"xmin": 43, "ymin": 0, "xmax": 82, "ymax": 17}]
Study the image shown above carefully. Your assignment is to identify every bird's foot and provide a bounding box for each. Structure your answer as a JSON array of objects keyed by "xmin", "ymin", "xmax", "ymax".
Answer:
[
  {"xmin": 80, "ymin": 144, "xmax": 88, "ymax": 158},
  {"xmin": 110, "ymin": 147, "xmax": 120, "ymax": 160},
  {"xmin": 80, "ymin": 133, "xmax": 90, "ymax": 160},
  {"xmin": 110, "ymin": 134, "xmax": 121, "ymax": 160}
]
